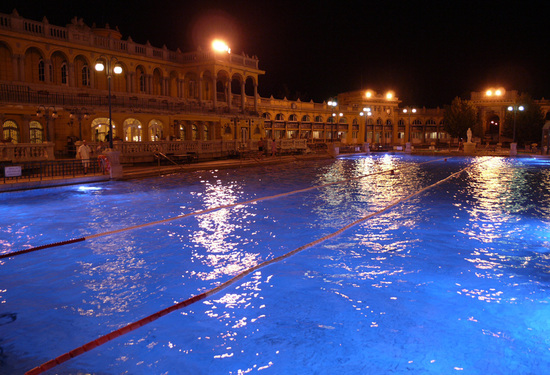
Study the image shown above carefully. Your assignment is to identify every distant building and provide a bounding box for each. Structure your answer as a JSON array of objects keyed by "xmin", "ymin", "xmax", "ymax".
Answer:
[{"xmin": 1, "ymin": 10, "xmax": 549, "ymax": 162}]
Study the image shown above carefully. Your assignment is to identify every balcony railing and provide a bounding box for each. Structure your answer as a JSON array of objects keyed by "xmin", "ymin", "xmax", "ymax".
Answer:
[
  {"xmin": 0, "ymin": 83, "xmax": 260, "ymax": 116},
  {"xmin": 0, "ymin": 11, "xmax": 260, "ymax": 70}
]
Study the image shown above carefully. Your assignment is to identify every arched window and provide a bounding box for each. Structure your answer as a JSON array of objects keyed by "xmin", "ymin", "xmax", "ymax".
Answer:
[
  {"xmin": 262, "ymin": 112, "xmax": 271, "ymax": 120},
  {"xmin": 179, "ymin": 123, "xmax": 186, "ymax": 140},
  {"xmin": 426, "ymin": 119, "xmax": 436, "ymax": 125},
  {"xmin": 412, "ymin": 119, "xmax": 422, "ymax": 125},
  {"xmin": 61, "ymin": 63, "xmax": 68, "ymax": 85},
  {"xmin": 139, "ymin": 73, "xmax": 146, "ymax": 93},
  {"xmin": 352, "ymin": 118, "xmax": 358, "ymax": 125},
  {"xmin": 91, "ymin": 117, "xmax": 118, "ymax": 142},
  {"xmin": 386, "ymin": 119, "xmax": 392, "ymax": 126},
  {"xmin": 203, "ymin": 124, "xmax": 209, "ymax": 140},
  {"xmin": 204, "ymin": 81, "xmax": 210, "ymax": 98},
  {"xmin": 289, "ymin": 114, "xmax": 298, "ymax": 121},
  {"xmin": 398, "ymin": 119, "xmax": 405, "ymax": 126},
  {"xmin": 3, "ymin": 120, "xmax": 19, "ymax": 143},
  {"xmin": 149, "ymin": 119, "xmax": 163, "ymax": 141},
  {"xmin": 188, "ymin": 80, "xmax": 196, "ymax": 99},
  {"xmin": 338, "ymin": 117, "xmax": 348, "ymax": 124},
  {"xmin": 192, "ymin": 124, "xmax": 198, "ymax": 140},
  {"xmin": 376, "ymin": 118, "xmax": 383, "ymax": 125},
  {"xmin": 302, "ymin": 115, "xmax": 311, "ymax": 122},
  {"xmin": 29, "ymin": 121, "xmax": 44, "ymax": 143},
  {"xmin": 327, "ymin": 116, "xmax": 335, "ymax": 124},
  {"xmin": 124, "ymin": 118, "xmax": 142, "ymax": 142},
  {"xmin": 314, "ymin": 115, "xmax": 324, "ymax": 123},
  {"xmin": 82, "ymin": 65, "xmax": 89, "ymax": 86},
  {"xmin": 38, "ymin": 59, "xmax": 45, "ymax": 82},
  {"xmin": 275, "ymin": 113, "xmax": 285, "ymax": 121}
]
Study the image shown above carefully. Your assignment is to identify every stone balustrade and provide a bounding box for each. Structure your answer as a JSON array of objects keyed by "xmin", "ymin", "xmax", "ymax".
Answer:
[
  {"xmin": 0, "ymin": 142, "xmax": 55, "ymax": 162},
  {"xmin": 1, "ymin": 139, "xmax": 313, "ymax": 163}
]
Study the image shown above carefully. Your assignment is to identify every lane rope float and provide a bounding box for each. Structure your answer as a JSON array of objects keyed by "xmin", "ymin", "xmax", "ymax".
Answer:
[
  {"xmin": 26, "ymin": 159, "xmax": 481, "ymax": 375},
  {"xmin": 3, "ymin": 157, "xmax": 449, "ymax": 260},
  {"xmin": 0, "ymin": 238, "xmax": 85, "ymax": 260}
]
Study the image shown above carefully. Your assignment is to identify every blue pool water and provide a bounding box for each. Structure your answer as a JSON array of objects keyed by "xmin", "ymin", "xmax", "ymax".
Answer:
[{"xmin": 1, "ymin": 155, "xmax": 550, "ymax": 374}]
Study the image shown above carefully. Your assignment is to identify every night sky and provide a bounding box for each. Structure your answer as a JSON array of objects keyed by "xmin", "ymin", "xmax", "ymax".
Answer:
[{"xmin": 2, "ymin": 0, "xmax": 549, "ymax": 108}]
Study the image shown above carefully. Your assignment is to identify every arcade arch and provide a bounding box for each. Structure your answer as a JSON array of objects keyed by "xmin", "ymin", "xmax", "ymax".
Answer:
[
  {"xmin": 91, "ymin": 117, "xmax": 118, "ymax": 142},
  {"xmin": 124, "ymin": 118, "xmax": 143, "ymax": 142}
]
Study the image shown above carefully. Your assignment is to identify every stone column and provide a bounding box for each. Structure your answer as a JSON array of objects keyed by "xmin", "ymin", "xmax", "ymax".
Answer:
[
  {"xmin": 241, "ymin": 81, "xmax": 246, "ymax": 111},
  {"xmin": 212, "ymin": 77, "xmax": 217, "ymax": 110},
  {"xmin": 20, "ymin": 115, "xmax": 31, "ymax": 143},
  {"xmin": 126, "ymin": 73, "xmax": 132, "ymax": 93},
  {"xmin": 45, "ymin": 60, "xmax": 52, "ymax": 83},
  {"xmin": 198, "ymin": 77, "xmax": 203, "ymax": 104},
  {"xmin": 0, "ymin": 114, "xmax": 5, "ymax": 142},
  {"xmin": 68, "ymin": 62, "xmax": 75, "ymax": 87},
  {"xmin": 90, "ymin": 65, "xmax": 95, "ymax": 88},
  {"xmin": 254, "ymin": 82, "xmax": 258, "ymax": 113},
  {"xmin": 226, "ymin": 81, "xmax": 231, "ymax": 111},
  {"xmin": 12, "ymin": 55, "xmax": 20, "ymax": 81},
  {"xmin": 104, "ymin": 150, "xmax": 123, "ymax": 179}
]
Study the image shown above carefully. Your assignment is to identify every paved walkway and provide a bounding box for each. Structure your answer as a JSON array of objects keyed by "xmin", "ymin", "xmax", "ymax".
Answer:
[
  {"xmin": 0, "ymin": 153, "xmax": 330, "ymax": 192},
  {"xmin": 3, "ymin": 150, "xmax": 546, "ymax": 193}
]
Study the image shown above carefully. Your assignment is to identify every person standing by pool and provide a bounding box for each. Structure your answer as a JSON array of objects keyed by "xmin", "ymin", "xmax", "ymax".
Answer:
[
  {"xmin": 271, "ymin": 138, "xmax": 277, "ymax": 157},
  {"xmin": 257, "ymin": 137, "xmax": 265, "ymax": 158},
  {"xmin": 77, "ymin": 140, "xmax": 91, "ymax": 174}
]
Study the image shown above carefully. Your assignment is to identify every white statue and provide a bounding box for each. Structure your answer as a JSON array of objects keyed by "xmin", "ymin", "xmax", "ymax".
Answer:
[{"xmin": 467, "ymin": 128, "xmax": 472, "ymax": 143}]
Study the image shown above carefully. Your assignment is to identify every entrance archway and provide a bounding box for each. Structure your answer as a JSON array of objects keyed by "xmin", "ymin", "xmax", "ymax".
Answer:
[{"xmin": 485, "ymin": 114, "xmax": 500, "ymax": 143}]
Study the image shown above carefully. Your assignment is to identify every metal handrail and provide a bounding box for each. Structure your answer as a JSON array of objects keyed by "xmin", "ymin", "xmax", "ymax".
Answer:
[{"xmin": 1, "ymin": 158, "xmax": 104, "ymax": 184}]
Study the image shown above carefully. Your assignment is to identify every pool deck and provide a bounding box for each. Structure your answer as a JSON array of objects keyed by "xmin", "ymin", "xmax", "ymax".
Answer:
[
  {"xmin": 0, "ymin": 153, "xmax": 331, "ymax": 192},
  {"xmin": 2, "ymin": 150, "xmax": 548, "ymax": 192}
]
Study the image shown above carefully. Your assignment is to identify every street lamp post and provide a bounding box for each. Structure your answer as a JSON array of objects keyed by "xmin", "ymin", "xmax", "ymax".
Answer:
[
  {"xmin": 95, "ymin": 56, "xmax": 122, "ymax": 149},
  {"xmin": 402, "ymin": 106, "xmax": 416, "ymax": 152},
  {"xmin": 507, "ymin": 104, "xmax": 524, "ymax": 156},
  {"xmin": 327, "ymin": 99, "xmax": 338, "ymax": 142},
  {"xmin": 360, "ymin": 107, "xmax": 372, "ymax": 143},
  {"xmin": 68, "ymin": 107, "xmax": 89, "ymax": 141},
  {"xmin": 507, "ymin": 104, "xmax": 524, "ymax": 143},
  {"xmin": 36, "ymin": 105, "xmax": 58, "ymax": 142}
]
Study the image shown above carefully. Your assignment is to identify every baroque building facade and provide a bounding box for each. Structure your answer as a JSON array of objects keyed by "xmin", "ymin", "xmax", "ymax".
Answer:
[{"xmin": 0, "ymin": 10, "xmax": 549, "ymax": 162}]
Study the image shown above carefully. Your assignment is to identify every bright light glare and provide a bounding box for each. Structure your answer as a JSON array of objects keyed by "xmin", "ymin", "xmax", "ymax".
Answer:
[
  {"xmin": 95, "ymin": 62, "xmax": 105, "ymax": 72},
  {"xmin": 212, "ymin": 39, "xmax": 231, "ymax": 53},
  {"xmin": 77, "ymin": 186, "xmax": 102, "ymax": 192},
  {"xmin": 486, "ymin": 90, "xmax": 492, "ymax": 96},
  {"xmin": 495, "ymin": 89, "xmax": 502, "ymax": 96},
  {"xmin": 386, "ymin": 92, "xmax": 393, "ymax": 100},
  {"xmin": 366, "ymin": 91, "xmax": 372, "ymax": 98},
  {"xmin": 508, "ymin": 106, "xmax": 513, "ymax": 111},
  {"xmin": 113, "ymin": 65, "xmax": 123, "ymax": 74},
  {"xmin": 519, "ymin": 106, "xmax": 524, "ymax": 111}
]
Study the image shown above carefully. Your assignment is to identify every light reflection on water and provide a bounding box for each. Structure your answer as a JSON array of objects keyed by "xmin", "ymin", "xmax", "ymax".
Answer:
[{"xmin": 1, "ymin": 155, "xmax": 550, "ymax": 374}]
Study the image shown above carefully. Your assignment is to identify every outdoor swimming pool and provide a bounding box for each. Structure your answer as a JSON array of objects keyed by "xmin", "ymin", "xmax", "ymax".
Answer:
[{"xmin": 1, "ymin": 154, "xmax": 549, "ymax": 374}]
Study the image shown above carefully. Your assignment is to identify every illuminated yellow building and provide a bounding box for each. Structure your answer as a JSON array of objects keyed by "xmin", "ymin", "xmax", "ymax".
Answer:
[{"xmin": 1, "ymin": 10, "xmax": 549, "ymax": 162}]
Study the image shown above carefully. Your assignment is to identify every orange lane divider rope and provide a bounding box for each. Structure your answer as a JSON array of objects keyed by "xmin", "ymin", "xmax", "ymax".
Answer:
[
  {"xmin": 3, "ymin": 158, "xmax": 448, "ymax": 260},
  {"xmin": 26, "ymin": 159, "xmax": 477, "ymax": 375},
  {"xmin": 0, "ymin": 238, "xmax": 85, "ymax": 260}
]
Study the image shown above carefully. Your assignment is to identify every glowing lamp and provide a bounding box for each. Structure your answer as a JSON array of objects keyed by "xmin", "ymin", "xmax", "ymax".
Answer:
[{"xmin": 212, "ymin": 40, "xmax": 231, "ymax": 53}]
